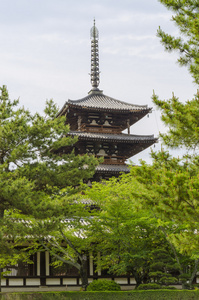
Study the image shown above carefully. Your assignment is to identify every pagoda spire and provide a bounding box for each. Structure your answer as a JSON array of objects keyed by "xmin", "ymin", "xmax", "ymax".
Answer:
[{"xmin": 90, "ymin": 19, "xmax": 100, "ymax": 90}]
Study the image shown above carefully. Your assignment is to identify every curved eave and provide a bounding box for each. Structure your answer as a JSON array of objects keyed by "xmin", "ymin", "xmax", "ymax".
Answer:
[
  {"xmin": 57, "ymin": 92, "xmax": 152, "ymax": 116},
  {"xmin": 68, "ymin": 93, "xmax": 148, "ymax": 109},
  {"xmin": 67, "ymin": 103, "xmax": 151, "ymax": 114},
  {"xmin": 57, "ymin": 102, "xmax": 151, "ymax": 116},
  {"xmin": 68, "ymin": 131, "xmax": 158, "ymax": 144},
  {"xmin": 56, "ymin": 102, "xmax": 68, "ymax": 117},
  {"xmin": 96, "ymin": 164, "xmax": 130, "ymax": 174}
]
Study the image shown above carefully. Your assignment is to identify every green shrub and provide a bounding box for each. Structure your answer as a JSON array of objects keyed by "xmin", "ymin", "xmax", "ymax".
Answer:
[
  {"xmin": 1, "ymin": 291, "xmax": 199, "ymax": 300},
  {"xmin": 161, "ymin": 286, "xmax": 177, "ymax": 290},
  {"xmin": 137, "ymin": 283, "xmax": 161, "ymax": 290},
  {"xmin": 159, "ymin": 276, "xmax": 178, "ymax": 286},
  {"xmin": 137, "ymin": 283, "xmax": 178, "ymax": 291},
  {"xmin": 87, "ymin": 279, "xmax": 121, "ymax": 291}
]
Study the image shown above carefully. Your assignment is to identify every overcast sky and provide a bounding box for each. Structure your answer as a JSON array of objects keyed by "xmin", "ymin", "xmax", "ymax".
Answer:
[{"xmin": 0, "ymin": 0, "xmax": 197, "ymax": 163}]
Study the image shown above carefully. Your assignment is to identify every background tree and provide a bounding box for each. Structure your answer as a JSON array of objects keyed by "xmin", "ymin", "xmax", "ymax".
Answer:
[
  {"xmin": 157, "ymin": 0, "xmax": 199, "ymax": 85},
  {"xmin": 13, "ymin": 194, "xmax": 99, "ymax": 290},
  {"xmin": 85, "ymin": 176, "xmax": 195, "ymax": 288},
  {"xmin": 152, "ymin": 0, "xmax": 199, "ymax": 151},
  {"xmin": 0, "ymin": 85, "xmax": 98, "ymax": 217},
  {"xmin": 124, "ymin": 3, "xmax": 199, "ymax": 284},
  {"xmin": 120, "ymin": 150, "xmax": 199, "ymax": 287},
  {"xmin": 152, "ymin": 89, "xmax": 199, "ymax": 151},
  {"xmin": 0, "ymin": 85, "xmax": 98, "ymax": 290}
]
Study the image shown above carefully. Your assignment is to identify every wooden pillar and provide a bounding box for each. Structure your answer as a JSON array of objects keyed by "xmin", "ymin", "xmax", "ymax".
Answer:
[
  {"xmin": 45, "ymin": 251, "xmax": 50, "ymax": 276},
  {"xmin": 37, "ymin": 252, "xmax": 40, "ymax": 276},
  {"xmin": 89, "ymin": 252, "xmax": 93, "ymax": 276},
  {"xmin": 127, "ymin": 119, "xmax": 130, "ymax": 135},
  {"xmin": 78, "ymin": 116, "xmax": 82, "ymax": 131},
  {"xmin": 97, "ymin": 252, "xmax": 101, "ymax": 276},
  {"xmin": 40, "ymin": 252, "xmax": 46, "ymax": 286}
]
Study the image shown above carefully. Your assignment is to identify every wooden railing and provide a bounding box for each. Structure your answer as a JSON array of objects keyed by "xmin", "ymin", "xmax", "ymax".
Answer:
[
  {"xmin": 97, "ymin": 156, "xmax": 125, "ymax": 165},
  {"xmin": 82, "ymin": 124, "xmax": 122, "ymax": 134}
]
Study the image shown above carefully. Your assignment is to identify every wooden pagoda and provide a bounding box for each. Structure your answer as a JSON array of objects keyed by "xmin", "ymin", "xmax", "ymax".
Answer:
[{"xmin": 57, "ymin": 21, "xmax": 157, "ymax": 180}]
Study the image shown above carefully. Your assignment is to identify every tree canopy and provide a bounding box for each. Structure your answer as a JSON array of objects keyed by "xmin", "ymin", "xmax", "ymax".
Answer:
[
  {"xmin": 85, "ymin": 175, "xmax": 198, "ymax": 288},
  {"xmin": 0, "ymin": 85, "xmax": 98, "ymax": 217},
  {"xmin": 158, "ymin": 0, "xmax": 199, "ymax": 85},
  {"xmin": 0, "ymin": 85, "xmax": 98, "ymax": 282},
  {"xmin": 117, "ymin": 0, "xmax": 199, "ymax": 287}
]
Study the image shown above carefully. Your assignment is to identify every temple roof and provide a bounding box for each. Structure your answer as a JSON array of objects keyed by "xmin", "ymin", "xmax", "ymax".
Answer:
[
  {"xmin": 96, "ymin": 164, "xmax": 130, "ymax": 173},
  {"xmin": 68, "ymin": 131, "xmax": 157, "ymax": 143},
  {"xmin": 57, "ymin": 91, "xmax": 151, "ymax": 116}
]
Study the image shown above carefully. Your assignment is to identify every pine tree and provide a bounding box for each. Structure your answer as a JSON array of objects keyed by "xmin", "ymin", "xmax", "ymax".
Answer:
[
  {"xmin": 0, "ymin": 85, "xmax": 98, "ymax": 289},
  {"xmin": 157, "ymin": 0, "xmax": 199, "ymax": 85}
]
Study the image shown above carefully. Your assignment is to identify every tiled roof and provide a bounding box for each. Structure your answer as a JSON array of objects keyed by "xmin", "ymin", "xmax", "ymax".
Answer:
[
  {"xmin": 96, "ymin": 164, "xmax": 130, "ymax": 173},
  {"xmin": 69, "ymin": 93, "xmax": 148, "ymax": 110},
  {"xmin": 69, "ymin": 131, "xmax": 157, "ymax": 143},
  {"xmin": 58, "ymin": 91, "xmax": 150, "ymax": 115}
]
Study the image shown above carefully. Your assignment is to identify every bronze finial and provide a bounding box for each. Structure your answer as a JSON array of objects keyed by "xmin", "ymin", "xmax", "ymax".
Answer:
[{"xmin": 90, "ymin": 19, "xmax": 100, "ymax": 90}]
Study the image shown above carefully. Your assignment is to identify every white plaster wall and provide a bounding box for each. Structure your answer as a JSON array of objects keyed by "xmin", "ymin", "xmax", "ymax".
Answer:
[
  {"xmin": 26, "ymin": 278, "xmax": 40, "ymax": 286},
  {"xmin": 114, "ymin": 278, "xmax": 128, "ymax": 284},
  {"xmin": 46, "ymin": 278, "xmax": 60, "ymax": 285},
  {"xmin": 1, "ymin": 279, "xmax": 6, "ymax": 286},
  {"xmin": 9, "ymin": 278, "xmax": 23, "ymax": 286},
  {"xmin": 79, "ymin": 278, "xmax": 94, "ymax": 285},
  {"xmin": 63, "ymin": 278, "xmax": 77, "ymax": 285},
  {"xmin": 130, "ymin": 278, "xmax": 136, "ymax": 284}
]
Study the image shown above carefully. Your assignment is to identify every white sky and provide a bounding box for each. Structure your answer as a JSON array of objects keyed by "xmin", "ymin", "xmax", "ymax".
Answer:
[{"xmin": 0, "ymin": 0, "xmax": 197, "ymax": 163}]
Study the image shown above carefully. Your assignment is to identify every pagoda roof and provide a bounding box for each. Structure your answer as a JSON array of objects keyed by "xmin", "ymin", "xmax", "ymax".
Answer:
[
  {"xmin": 58, "ymin": 91, "xmax": 151, "ymax": 115},
  {"xmin": 68, "ymin": 131, "xmax": 157, "ymax": 143},
  {"xmin": 96, "ymin": 164, "xmax": 130, "ymax": 173}
]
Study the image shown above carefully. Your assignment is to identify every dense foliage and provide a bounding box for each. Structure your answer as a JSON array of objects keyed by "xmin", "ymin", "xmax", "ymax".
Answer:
[
  {"xmin": 152, "ymin": 1, "xmax": 199, "ymax": 150},
  {"xmin": 86, "ymin": 173, "xmax": 198, "ymax": 288},
  {"xmin": 158, "ymin": 0, "xmax": 199, "ymax": 85},
  {"xmin": 1, "ymin": 291, "xmax": 199, "ymax": 300},
  {"xmin": 136, "ymin": 283, "xmax": 162, "ymax": 290},
  {"xmin": 136, "ymin": 283, "xmax": 177, "ymax": 290},
  {"xmin": 0, "ymin": 85, "xmax": 98, "ymax": 288}
]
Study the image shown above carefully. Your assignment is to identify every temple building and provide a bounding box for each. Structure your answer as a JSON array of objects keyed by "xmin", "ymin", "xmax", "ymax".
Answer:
[{"xmin": 57, "ymin": 20, "xmax": 157, "ymax": 181}]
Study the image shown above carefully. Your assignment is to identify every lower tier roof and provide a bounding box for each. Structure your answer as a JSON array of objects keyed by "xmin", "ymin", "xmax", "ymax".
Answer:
[
  {"xmin": 96, "ymin": 164, "xmax": 130, "ymax": 174},
  {"xmin": 68, "ymin": 131, "xmax": 157, "ymax": 143}
]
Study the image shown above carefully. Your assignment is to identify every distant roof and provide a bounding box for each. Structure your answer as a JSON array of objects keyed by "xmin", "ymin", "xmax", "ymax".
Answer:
[
  {"xmin": 96, "ymin": 164, "xmax": 130, "ymax": 173},
  {"xmin": 68, "ymin": 131, "xmax": 157, "ymax": 143},
  {"xmin": 58, "ymin": 90, "xmax": 151, "ymax": 115}
]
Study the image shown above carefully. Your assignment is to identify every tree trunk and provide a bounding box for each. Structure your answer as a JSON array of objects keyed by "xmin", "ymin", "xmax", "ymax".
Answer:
[
  {"xmin": 134, "ymin": 271, "xmax": 143, "ymax": 288},
  {"xmin": 0, "ymin": 265, "xmax": 2, "ymax": 292},
  {"xmin": 0, "ymin": 207, "xmax": 5, "ymax": 292},
  {"xmin": 80, "ymin": 255, "xmax": 88, "ymax": 291},
  {"xmin": 188, "ymin": 259, "xmax": 199, "ymax": 289},
  {"xmin": 0, "ymin": 207, "xmax": 4, "ymax": 218}
]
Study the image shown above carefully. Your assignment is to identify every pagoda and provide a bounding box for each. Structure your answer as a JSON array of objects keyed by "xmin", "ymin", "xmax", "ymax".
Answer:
[{"xmin": 57, "ymin": 21, "xmax": 157, "ymax": 180}]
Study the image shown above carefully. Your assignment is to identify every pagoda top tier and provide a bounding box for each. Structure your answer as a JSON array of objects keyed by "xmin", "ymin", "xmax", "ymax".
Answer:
[
  {"xmin": 57, "ymin": 20, "xmax": 152, "ymax": 117},
  {"xmin": 58, "ymin": 91, "xmax": 151, "ymax": 115}
]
